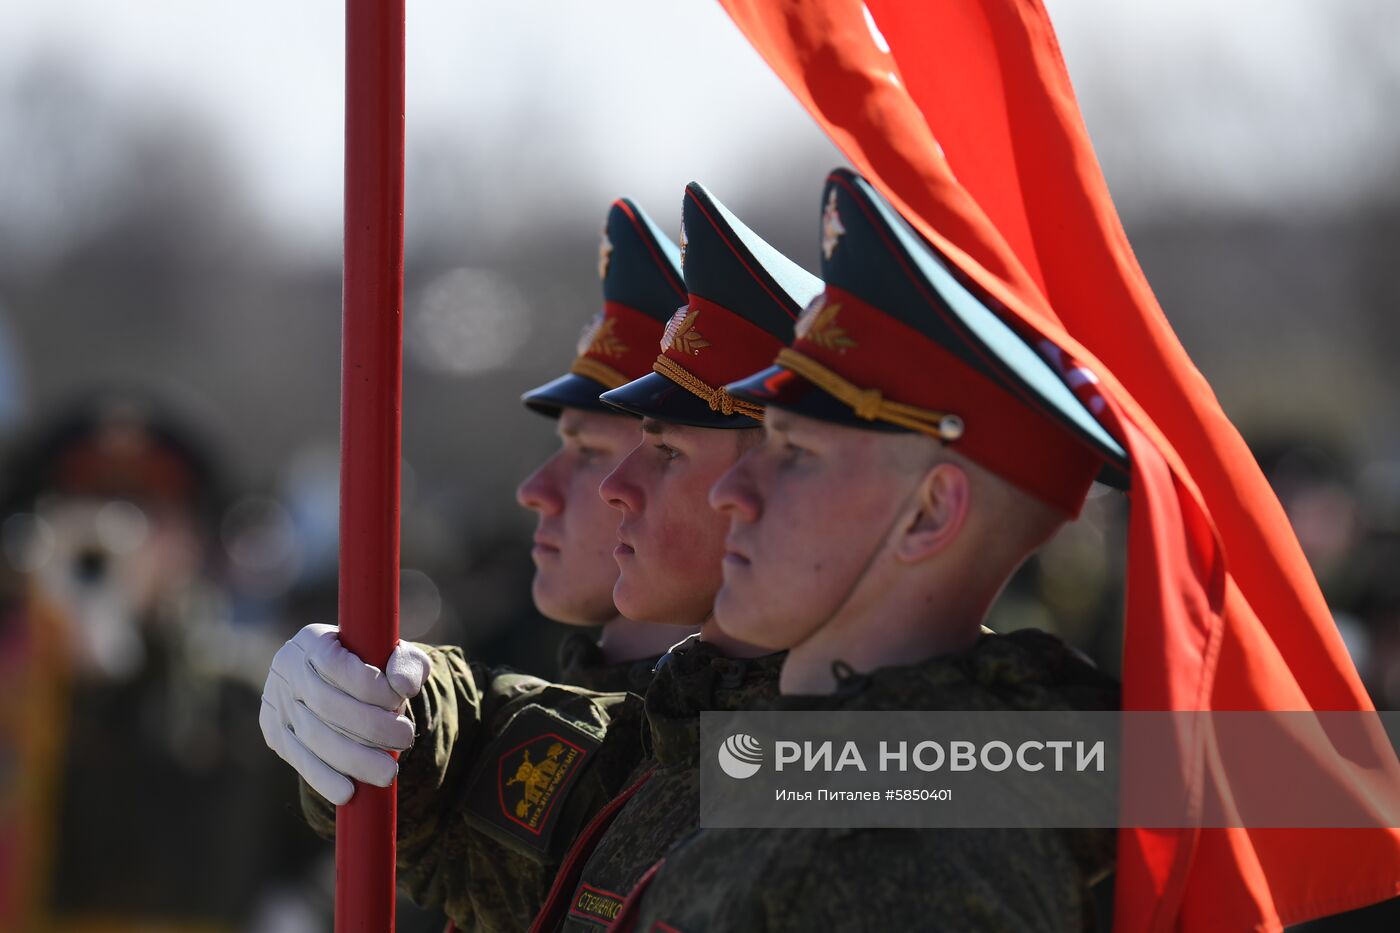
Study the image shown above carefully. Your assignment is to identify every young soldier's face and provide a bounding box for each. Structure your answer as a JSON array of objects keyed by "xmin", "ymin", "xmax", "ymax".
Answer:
[
  {"xmin": 709, "ymin": 410, "xmax": 919, "ymax": 649},
  {"xmin": 600, "ymin": 419, "xmax": 752, "ymax": 627},
  {"xmin": 516, "ymin": 408, "xmax": 640, "ymax": 626}
]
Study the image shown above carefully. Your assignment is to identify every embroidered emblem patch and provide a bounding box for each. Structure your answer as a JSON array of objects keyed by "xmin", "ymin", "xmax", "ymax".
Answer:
[
  {"xmin": 660, "ymin": 306, "xmax": 710, "ymax": 356},
  {"xmin": 578, "ymin": 314, "xmax": 627, "ymax": 359},
  {"xmin": 568, "ymin": 883, "xmax": 627, "ymax": 926},
  {"xmin": 598, "ymin": 232, "xmax": 613, "ymax": 280},
  {"xmin": 464, "ymin": 706, "xmax": 600, "ymax": 856},
  {"xmin": 795, "ymin": 296, "xmax": 856, "ymax": 353},
  {"xmin": 503, "ymin": 736, "xmax": 579, "ymax": 830},
  {"xmin": 821, "ymin": 188, "xmax": 846, "ymax": 260}
]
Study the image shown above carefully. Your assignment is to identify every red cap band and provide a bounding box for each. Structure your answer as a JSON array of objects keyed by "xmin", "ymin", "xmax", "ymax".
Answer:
[
  {"xmin": 571, "ymin": 301, "xmax": 667, "ymax": 387},
  {"xmin": 787, "ymin": 286, "xmax": 1101, "ymax": 515},
  {"xmin": 657, "ymin": 295, "xmax": 787, "ymax": 389}
]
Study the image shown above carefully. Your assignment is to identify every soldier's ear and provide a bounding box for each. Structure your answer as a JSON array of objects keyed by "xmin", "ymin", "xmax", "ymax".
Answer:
[{"xmin": 893, "ymin": 462, "xmax": 969, "ymax": 564}]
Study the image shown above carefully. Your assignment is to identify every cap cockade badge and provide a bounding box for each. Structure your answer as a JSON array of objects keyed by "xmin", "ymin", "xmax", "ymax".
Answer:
[
  {"xmin": 660, "ymin": 305, "xmax": 710, "ymax": 356},
  {"xmin": 577, "ymin": 313, "xmax": 627, "ymax": 359},
  {"xmin": 597, "ymin": 231, "xmax": 613, "ymax": 281},
  {"xmin": 678, "ymin": 219, "xmax": 688, "ymax": 269},
  {"xmin": 795, "ymin": 295, "xmax": 857, "ymax": 353},
  {"xmin": 821, "ymin": 188, "xmax": 846, "ymax": 260}
]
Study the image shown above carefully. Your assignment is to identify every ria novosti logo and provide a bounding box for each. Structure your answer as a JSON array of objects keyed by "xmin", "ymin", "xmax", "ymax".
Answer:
[{"xmin": 718, "ymin": 733, "xmax": 764, "ymax": 779}]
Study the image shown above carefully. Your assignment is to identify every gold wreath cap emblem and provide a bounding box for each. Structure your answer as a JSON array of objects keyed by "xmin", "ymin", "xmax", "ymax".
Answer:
[
  {"xmin": 577, "ymin": 312, "xmax": 605, "ymax": 356},
  {"xmin": 660, "ymin": 305, "xmax": 710, "ymax": 355},
  {"xmin": 577, "ymin": 313, "xmax": 628, "ymax": 359},
  {"xmin": 795, "ymin": 295, "xmax": 857, "ymax": 353}
]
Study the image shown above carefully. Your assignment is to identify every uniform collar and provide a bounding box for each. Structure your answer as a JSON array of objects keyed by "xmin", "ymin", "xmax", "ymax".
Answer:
[
  {"xmin": 555, "ymin": 629, "xmax": 659, "ymax": 694},
  {"xmin": 773, "ymin": 628, "xmax": 1121, "ymax": 885},
  {"xmin": 774, "ymin": 628, "xmax": 1120, "ymax": 713},
  {"xmin": 644, "ymin": 635, "xmax": 785, "ymax": 768}
]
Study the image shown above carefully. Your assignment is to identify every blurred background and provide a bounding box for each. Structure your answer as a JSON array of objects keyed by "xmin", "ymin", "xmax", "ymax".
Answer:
[{"xmin": 0, "ymin": 1, "xmax": 1396, "ymax": 930}]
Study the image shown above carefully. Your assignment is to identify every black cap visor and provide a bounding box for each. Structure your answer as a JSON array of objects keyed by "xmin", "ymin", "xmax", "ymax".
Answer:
[
  {"xmin": 521, "ymin": 373, "xmax": 617, "ymax": 418},
  {"xmin": 599, "ymin": 371, "xmax": 761, "ymax": 429}
]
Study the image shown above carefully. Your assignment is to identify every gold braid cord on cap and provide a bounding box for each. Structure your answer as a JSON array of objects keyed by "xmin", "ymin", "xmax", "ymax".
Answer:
[
  {"xmin": 570, "ymin": 357, "xmax": 630, "ymax": 390},
  {"xmin": 774, "ymin": 348, "xmax": 965, "ymax": 440},
  {"xmin": 653, "ymin": 356, "xmax": 765, "ymax": 420}
]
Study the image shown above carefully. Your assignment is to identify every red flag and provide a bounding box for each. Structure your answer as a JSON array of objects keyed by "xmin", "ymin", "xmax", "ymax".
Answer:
[{"xmin": 717, "ymin": 1, "xmax": 1400, "ymax": 929}]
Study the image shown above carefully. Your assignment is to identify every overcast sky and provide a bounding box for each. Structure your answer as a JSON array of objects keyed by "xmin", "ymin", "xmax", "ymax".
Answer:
[{"xmin": 2, "ymin": 1, "xmax": 1398, "ymax": 255}]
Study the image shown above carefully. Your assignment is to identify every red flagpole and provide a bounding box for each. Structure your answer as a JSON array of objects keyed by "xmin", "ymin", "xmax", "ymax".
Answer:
[{"xmin": 337, "ymin": 1, "xmax": 405, "ymax": 930}]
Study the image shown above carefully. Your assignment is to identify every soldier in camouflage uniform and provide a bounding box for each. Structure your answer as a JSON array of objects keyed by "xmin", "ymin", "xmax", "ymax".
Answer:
[
  {"xmin": 527, "ymin": 182, "xmax": 822, "ymax": 932},
  {"xmin": 610, "ymin": 170, "xmax": 1129, "ymax": 931},
  {"xmin": 262, "ymin": 197, "xmax": 692, "ymax": 932},
  {"xmin": 261, "ymin": 186, "xmax": 823, "ymax": 932}
]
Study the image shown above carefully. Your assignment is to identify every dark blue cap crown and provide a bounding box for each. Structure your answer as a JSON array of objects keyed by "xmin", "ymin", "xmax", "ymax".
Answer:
[
  {"xmin": 599, "ymin": 183, "xmax": 822, "ymax": 428},
  {"xmin": 521, "ymin": 198, "xmax": 685, "ymax": 417},
  {"xmin": 602, "ymin": 197, "xmax": 687, "ymax": 322},
  {"xmin": 679, "ymin": 182, "xmax": 823, "ymax": 340}
]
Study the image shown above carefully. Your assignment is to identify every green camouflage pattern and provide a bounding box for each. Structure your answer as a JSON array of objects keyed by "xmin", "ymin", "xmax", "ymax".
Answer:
[
  {"xmin": 300, "ymin": 643, "xmax": 648, "ymax": 932},
  {"xmin": 624, "ymin": 628, "xmax": 1121, "ymax": 933},
  {"xmin": 554, "ymin": 636, "xmax": 785, "ymax": 932},
  {"xmin": 555, "ymin": 630, "xmax": 663, "ymax": 695}
]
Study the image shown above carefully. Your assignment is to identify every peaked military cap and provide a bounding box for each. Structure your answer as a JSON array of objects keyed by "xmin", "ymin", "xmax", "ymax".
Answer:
[
  {"xmin": 599, "ymin": 183, "xmax": 822, "ymax": 428},
  {"xmin": 728, "ymin": 169, "xmax": 1128, "ymax": 516},
  {"xmin": 522, "ymin": 198, "xmax": 686, "ymax": 417}
]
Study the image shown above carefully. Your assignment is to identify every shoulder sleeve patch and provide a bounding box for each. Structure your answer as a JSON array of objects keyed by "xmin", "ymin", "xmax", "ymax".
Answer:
[{"xmin": 463, "ymin": 703, "xmax": 603, "ymax": 857}]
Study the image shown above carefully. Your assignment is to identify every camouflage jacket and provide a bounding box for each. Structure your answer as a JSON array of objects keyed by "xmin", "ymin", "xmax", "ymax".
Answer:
[
  {"xmin": 556, "ymin": 630, "xmax": 664, "ymax": 696},
  {"xmin": 301, "ymin": 644, "xmax": 649, "ymax": 933},
  {"xmin": 546, "ymin": 636, "xmax": 784, "ymax": 932},
  {"xmin": 619, "ymin": 628, "xmax": 1121, "ymax": 933}
]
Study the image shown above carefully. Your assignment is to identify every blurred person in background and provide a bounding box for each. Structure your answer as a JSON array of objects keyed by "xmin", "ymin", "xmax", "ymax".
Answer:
[
  {"xmin": 0, "ymin": 392, "xmax": 321, "ymax": 932},
  {"xmin": 1250, "ymin": 438, "xmax": 1400, "ymax": 933},
  {"xmin": 1251, "ymin": 438, "xmax": 1400, "ymax": 706},
  {"xmin": 0, "ymin": 512, "xmax": 66, "ymax": 932}
]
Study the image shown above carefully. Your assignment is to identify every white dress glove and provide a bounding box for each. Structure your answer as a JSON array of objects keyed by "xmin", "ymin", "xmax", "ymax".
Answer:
[{"xmin": 260, "ymin": 623, "xmax": 432, "ymax": 805}]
